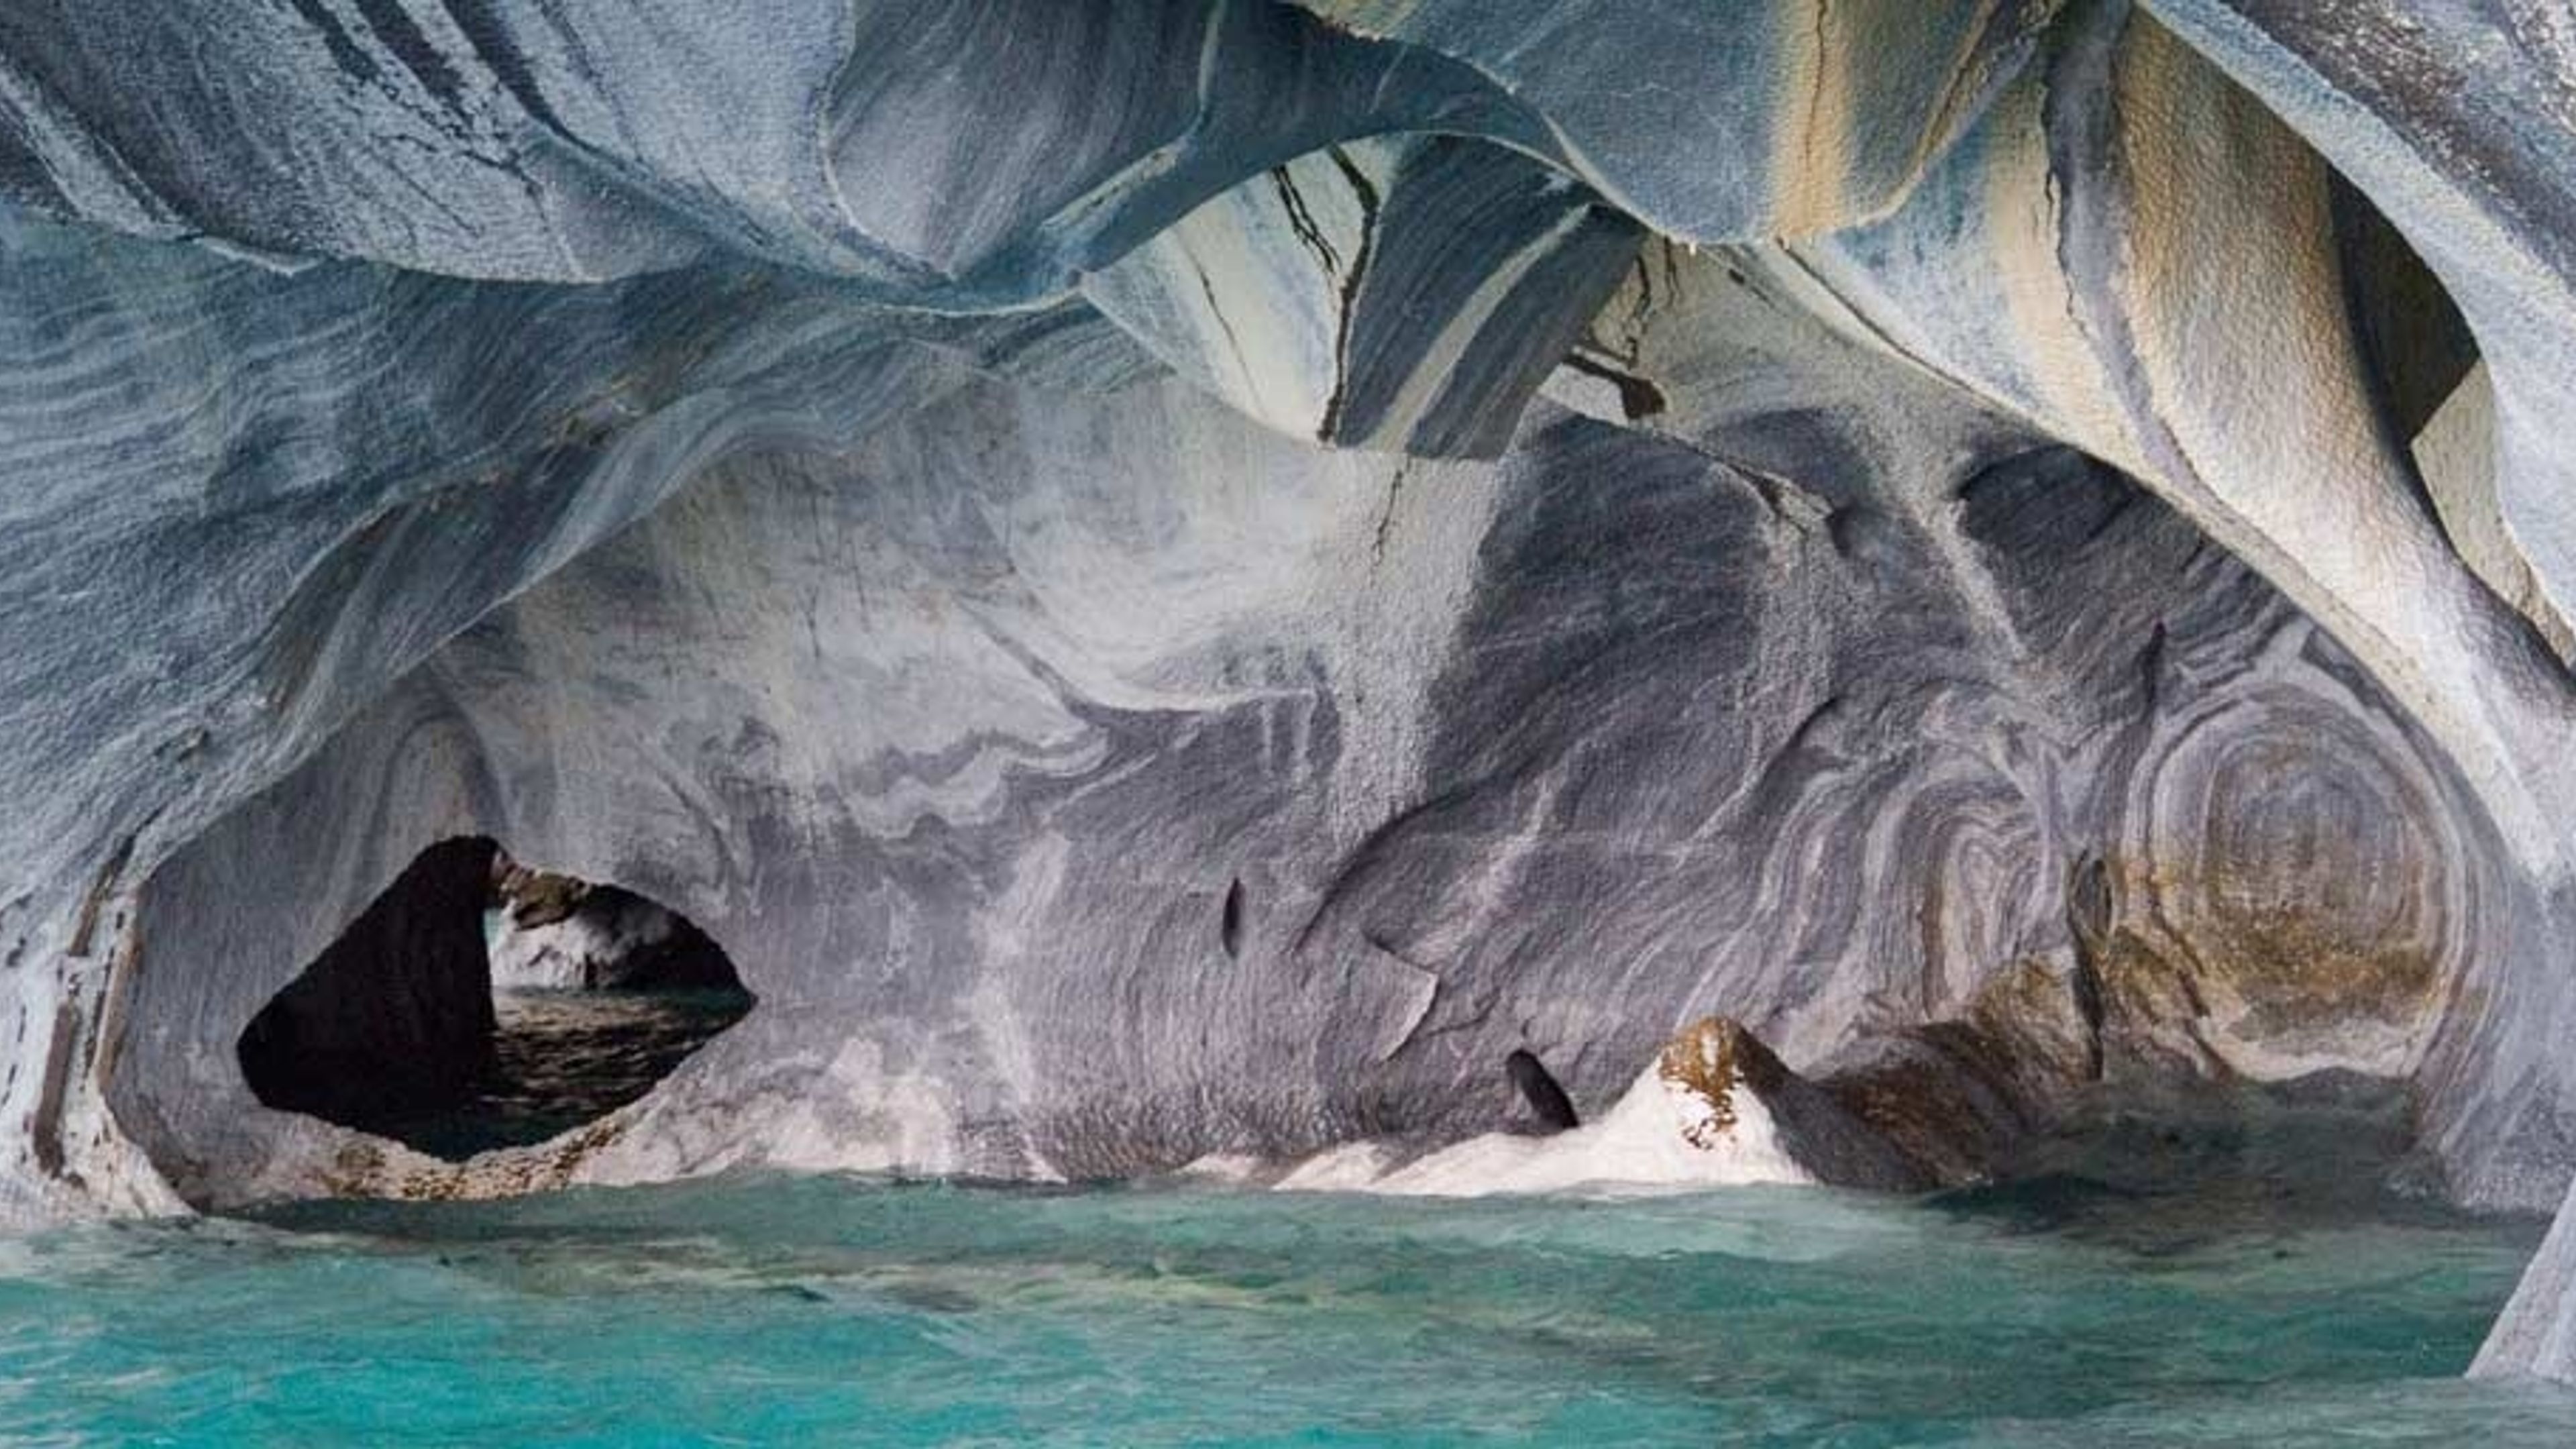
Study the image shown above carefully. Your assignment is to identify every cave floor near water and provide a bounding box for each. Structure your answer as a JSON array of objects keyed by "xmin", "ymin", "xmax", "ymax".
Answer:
[{"xmin": 3, "ymin": 1164, "xmax": 2572, "ymax": 1446}]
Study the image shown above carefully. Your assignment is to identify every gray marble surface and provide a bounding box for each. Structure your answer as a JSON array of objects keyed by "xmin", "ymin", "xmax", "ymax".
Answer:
[{"xmin": 4, "ymin": 0, "xmax": 2576, "ymax": 1381}]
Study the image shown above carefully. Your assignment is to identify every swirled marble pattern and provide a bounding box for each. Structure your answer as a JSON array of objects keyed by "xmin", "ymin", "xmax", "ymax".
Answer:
[{"xmin": 5, "ymin": 0, "xmax": 2576, "ymax": 1384}]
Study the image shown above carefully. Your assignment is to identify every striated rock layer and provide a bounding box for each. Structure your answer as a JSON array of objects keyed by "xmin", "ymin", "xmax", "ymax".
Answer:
[{"xmin": 5, "ymin": 0, "xmax": 2576, "ymax": 1381}]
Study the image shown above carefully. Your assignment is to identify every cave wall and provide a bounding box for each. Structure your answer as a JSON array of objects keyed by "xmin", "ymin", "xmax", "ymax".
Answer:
[
  {"xmin": 488, "ymin": 877, "xmax": 736, "ymax": 993},
  {"xmin": 235, "ymin": 836, "xmax": 500, "ymax": 1125},
  {"xmin": 4, "ymin": 0, "xmax": 2576, "ymax": 1384},
  {"xmin": 108, "ymin": 362, "xmax": 2505, "ymax": 1218}
]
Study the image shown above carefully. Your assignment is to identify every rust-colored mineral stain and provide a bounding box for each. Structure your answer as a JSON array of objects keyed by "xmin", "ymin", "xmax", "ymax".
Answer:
[{"xmin": 1658, "ymin": 1016, "xmax": 1788, "ymax": 1150}]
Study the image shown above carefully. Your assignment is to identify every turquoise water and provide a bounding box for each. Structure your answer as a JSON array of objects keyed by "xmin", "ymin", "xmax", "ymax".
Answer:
[{"xmin": 1, "ymin": 1168, "xmax": 2571, "ymax": 1446}]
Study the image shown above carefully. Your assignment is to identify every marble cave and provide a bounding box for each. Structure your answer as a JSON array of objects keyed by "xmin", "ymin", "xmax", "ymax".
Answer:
[{"xmin": 9, "ymin": 1, "xmax": 2576, "ymax": 1440}]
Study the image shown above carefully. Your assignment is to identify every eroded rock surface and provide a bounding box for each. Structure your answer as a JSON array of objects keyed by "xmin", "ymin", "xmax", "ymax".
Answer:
[
  {"xmin": 490, "ymin": 859, "xmax": 735, "ymax": 992},
  {"xmin": 235, "ymin": 838, "xmax": 500, "ymax": 1127},
  {"xmin": 3, "ymin": 0, "xmax": 2576, "ymax": 1385}
]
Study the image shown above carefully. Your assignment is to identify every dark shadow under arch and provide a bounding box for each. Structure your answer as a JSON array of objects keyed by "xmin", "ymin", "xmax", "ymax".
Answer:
[{"xmin": 238, "ymin": 836, "xmax": 751, "ymax": 1161}]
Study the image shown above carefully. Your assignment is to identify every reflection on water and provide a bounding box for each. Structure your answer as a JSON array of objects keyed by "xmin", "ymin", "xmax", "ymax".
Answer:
[{"xmin": 378, "ymin": 989, "xmax": 751, "ymax": 1160}]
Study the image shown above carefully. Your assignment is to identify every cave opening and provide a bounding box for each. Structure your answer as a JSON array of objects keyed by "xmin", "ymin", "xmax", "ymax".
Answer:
[{"xmin": 236, "ymin": 837, "xmax": 753, "ymax": 1162}]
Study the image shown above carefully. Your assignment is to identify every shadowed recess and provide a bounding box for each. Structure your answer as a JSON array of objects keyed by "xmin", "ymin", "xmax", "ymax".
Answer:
[{"xmin": 236, "ymin": 837, "xmax": 752, "ymax": 1162}]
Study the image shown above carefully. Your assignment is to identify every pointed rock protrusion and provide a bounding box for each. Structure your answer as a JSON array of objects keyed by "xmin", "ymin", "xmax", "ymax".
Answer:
[{"xmin": 1656, "ymin": 1017, "xmax": 1932, "ymax": 1192}]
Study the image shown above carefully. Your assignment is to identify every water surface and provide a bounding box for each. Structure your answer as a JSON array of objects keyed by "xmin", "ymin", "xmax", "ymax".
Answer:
[
  {"xmin": 1, "ymin": 1163, "xmax": 2570, "ymax": 1446},
  {"xmin": 373, "ymin": 988, "xmax": 753, "ymax": 1161}
]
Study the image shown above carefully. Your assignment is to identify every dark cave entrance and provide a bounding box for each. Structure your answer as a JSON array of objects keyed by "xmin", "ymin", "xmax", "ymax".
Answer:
[{"xmin": 236, "ymin": 837, "xmax": 753, "ymax": 1161}]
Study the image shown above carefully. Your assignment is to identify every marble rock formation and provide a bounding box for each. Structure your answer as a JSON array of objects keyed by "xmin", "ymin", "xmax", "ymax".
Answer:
[
  {"xmin": 236, "ymin": 837, "xmax": 501, "ymax": 1128},
  {"xmin": 488, "ymin": 853, "xmax": 735, "ymax": 992},
  {"xmin": 4, "ymin": 0, "xmax": 2576, "ymax": 1383},
  {"xmin": 1344, "ymin": 1017, "xmax": 1930, "ymax": 1197}
]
